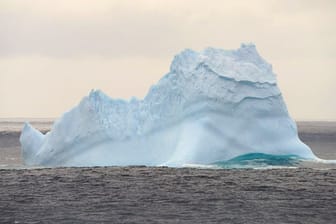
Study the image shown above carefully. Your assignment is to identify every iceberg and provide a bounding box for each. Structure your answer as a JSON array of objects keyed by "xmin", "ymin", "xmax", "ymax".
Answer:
[{"xmin": 20, "ymin": 43, "xmax": 316, "ymax": 167}]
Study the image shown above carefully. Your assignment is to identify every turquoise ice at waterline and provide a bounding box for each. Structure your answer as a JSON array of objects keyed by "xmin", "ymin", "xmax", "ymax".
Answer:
[{"xmin": 20, "ymin": 44, "xmax": 318, "ymax": 167}]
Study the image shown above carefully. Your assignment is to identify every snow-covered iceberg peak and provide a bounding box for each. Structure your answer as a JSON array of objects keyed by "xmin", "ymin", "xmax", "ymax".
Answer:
[
  {"xmin": 20, "ymin": 44, "xmax": 316, "ymax": 167},
  {"xmin": 170, "ymin": 43, "xmax": 275, "ymax": 84}
]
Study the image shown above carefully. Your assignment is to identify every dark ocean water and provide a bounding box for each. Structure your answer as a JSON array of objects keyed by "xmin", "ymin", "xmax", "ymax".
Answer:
[
  {"xmin": 1, "ymin": 167, "xmax": 336, "ymax": 224},
  {"xmin": 0, "ymin": 120, "xmax": 335, "ymax": 223}
]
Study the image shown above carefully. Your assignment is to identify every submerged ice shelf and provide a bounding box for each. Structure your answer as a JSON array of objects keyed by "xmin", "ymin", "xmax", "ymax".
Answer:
[{"xmin": 20, "ymin": 44, "xmax": 317, "ymax": 167}]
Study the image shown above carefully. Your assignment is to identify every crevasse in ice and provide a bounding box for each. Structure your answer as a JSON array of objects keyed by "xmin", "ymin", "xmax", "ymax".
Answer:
[{"xmin": 20, "ymin": 43, "xmax": 316, "ymax": 167}]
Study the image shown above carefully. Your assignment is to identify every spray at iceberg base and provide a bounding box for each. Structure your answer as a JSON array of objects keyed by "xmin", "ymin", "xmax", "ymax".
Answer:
[{"xmin": 21, "ymin": 44, "xmax": 320, "ymax": 168}]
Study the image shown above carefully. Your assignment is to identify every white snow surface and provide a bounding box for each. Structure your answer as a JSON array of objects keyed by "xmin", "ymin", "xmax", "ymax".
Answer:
[{"xmin": 20, "ymin": 43, "xmax": 316, "ymax": 167}]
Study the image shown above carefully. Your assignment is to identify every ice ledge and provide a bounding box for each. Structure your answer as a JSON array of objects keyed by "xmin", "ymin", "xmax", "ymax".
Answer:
[{"xmin": 170, "ymin": 43, "xmax": 276, "ymax": 84}]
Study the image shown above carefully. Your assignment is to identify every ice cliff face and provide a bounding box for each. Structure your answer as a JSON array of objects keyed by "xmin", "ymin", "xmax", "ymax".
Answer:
[{"xmin": 20, "ymin": 44, "xmax": 316, "ymax": 167}]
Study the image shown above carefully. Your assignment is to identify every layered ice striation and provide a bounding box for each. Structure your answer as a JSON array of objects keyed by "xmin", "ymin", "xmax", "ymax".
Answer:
[{"xmin": 20, "ymin": 44, "xmax": 316, "ymax": 167}]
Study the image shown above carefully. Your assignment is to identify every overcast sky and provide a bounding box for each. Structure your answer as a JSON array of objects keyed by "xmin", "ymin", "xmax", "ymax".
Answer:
[{"xmin": 0, "ymin": 0, "xmax": 335, "ymax": 120}]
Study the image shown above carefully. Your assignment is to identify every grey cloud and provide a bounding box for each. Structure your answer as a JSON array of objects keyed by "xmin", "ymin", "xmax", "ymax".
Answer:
[
  {"xmin": 0, "ymin": 9, "xmax": 189, "ymax": 58},
  {"xmin": 0, "ymin": 0, "xmax": 335, "ymax": 60}
]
